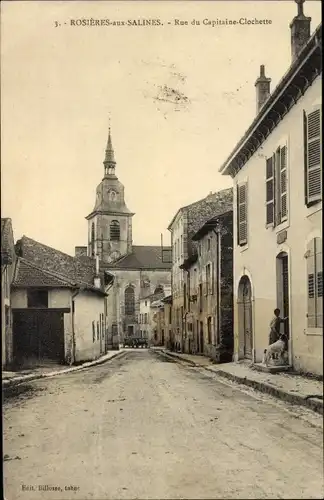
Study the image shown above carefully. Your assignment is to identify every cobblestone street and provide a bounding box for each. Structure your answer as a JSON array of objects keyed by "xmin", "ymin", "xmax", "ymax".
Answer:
[{"xmin": 3, "ymin": 350, "xmax": 323, "ymax": 500}]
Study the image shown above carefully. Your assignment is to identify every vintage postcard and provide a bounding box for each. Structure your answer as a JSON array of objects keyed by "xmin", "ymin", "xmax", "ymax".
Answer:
[{"xmin": 2, "ymin": 0, "xmax": 323, "ymax": 499}]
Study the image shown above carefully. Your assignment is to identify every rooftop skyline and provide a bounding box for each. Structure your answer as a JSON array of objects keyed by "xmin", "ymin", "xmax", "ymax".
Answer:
[{"xmin": 1, "ymin": 0, "xmax": 321, "ymax": 255}]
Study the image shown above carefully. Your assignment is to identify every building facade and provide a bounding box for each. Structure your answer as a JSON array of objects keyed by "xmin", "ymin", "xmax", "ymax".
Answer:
[
  {"xmin": 12, "ymin": 237, "xmax": 113, "ymax": 366},
  {"xmin": 181, "ymin": 210, "xmax": 234, "ymax": 361},
  {"xmin": 1, "ymin": 218, "xmax": 17, "ymax": 368},
  {"xmin": 76, "ymin": 129, "xmax": 172, "ymax": 344},
  {"xmin": 168, "ymin": 189, "xmax": 233, "ymax": 352},
  {"xmin": 220, "ymin": 7, "xmax": 322, "ymax": 375}
]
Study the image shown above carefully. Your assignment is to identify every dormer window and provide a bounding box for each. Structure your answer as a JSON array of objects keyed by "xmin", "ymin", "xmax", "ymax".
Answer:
[{"xmin": 110, "ymin": 220, "xmax": 120, "ymax": 240}]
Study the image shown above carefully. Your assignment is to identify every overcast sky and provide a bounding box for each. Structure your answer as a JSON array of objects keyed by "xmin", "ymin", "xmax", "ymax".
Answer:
[{"xmin": 1, "ymin": 0, "xmax": 321, "ymax": 255}]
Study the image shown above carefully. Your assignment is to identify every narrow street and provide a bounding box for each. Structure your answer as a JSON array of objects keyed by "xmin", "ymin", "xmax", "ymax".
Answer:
[{"xmin": 3, "ymin": 349, "xmax": 323, "ymax": 500}]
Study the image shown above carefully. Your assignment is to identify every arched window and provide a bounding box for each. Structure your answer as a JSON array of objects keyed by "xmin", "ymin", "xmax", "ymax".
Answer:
[
  {"xmin": 125, "ymin": 286, "xmax": 135, "ymax": 316},
  {"xmin": 110, "ymin": 220, "xmax": 120, "ymax": 241},
  {"xmin": 91, "ymin": 222, "xmax": 95, "ymax": 257},
  {"xmin": 110, "ymin": 190, "xmax": 117, "ymax": 201}
]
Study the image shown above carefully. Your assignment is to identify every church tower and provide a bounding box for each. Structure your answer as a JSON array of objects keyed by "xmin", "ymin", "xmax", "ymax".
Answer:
[{"xmin": 86, "ymin": 128, "xmax": 134, "ymax": 264}]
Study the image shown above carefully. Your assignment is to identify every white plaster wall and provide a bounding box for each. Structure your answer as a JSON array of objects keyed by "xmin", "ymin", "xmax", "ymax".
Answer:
[
  {"xmin": 139, "ymin": 297, "xmax": 151, "ymax": 339},
  {"xmin": 233, "ymin": 76, "xmax": 322, "ymax": 374},
  {"xmin": 11, "ymin": 289, "xmax": 27, "ymax": 308},
  {"xmin": 73, "ymin": 291, "xmax": 105, "ymax": 362}
]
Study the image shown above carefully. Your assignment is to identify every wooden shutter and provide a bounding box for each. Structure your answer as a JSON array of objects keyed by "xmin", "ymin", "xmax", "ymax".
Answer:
[
  {"xmin": 305, "ymin": 107, "xmax": 322, "ymax": 204},
  {"xmin": 280, "ymin": 145, "xmax": 288, "ymax": 221},
  {"xmin": 307, "ymin": 239, "xmax": 316, "ymax": 328},
  {"xmin": 266, "ymin": 156, "xmax": 275, "ymax": 225},
  {"xmin": 315, "ymin": 238, "xmax": 323, "ymax": 328},
  {"xmin": 237, "ymin": 183, "xmax": 248, "ymax": 245}
]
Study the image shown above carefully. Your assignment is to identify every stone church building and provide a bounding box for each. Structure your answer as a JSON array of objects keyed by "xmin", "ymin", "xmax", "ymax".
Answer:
[{"xmin": 75, "ymin": 129, "xmax": 172, "ymax": 344}]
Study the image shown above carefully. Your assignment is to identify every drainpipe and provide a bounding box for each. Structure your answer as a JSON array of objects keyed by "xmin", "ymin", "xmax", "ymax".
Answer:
[{"xmin": 71, "ymin": 288, "xmax": 80, "ymax": 365}]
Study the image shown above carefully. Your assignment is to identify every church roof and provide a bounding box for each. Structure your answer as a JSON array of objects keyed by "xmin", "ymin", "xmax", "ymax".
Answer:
[{"xmin": 109, "ymin": 245, "xmax": 172, "ymax": 270}]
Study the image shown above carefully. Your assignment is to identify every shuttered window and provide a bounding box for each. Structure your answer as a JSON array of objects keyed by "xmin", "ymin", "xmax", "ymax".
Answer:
[
  {"xmin": 307, "ymin": 237, "xmax": 323, "ymax": 329},
  {"xmin": 237, "ymin": 183, "xmax": 248, "ymax": 246},
  {"xmin": 266, "ymin": 156, "xmax": 275, "ymax": 225},
  {"xmin": 265, "ymin": 144, "xmax": 288, "ymax": 227},
  {"xmin": 279, "ymin": 145, "xmax": 288, "ymax": 221},
  {"xmin": 305, "ymin": 107, "xmax": 322, "ymax": 205}
]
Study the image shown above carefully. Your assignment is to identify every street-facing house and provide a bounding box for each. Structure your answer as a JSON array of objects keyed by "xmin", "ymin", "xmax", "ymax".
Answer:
[
  {"xmin": 168, "ymin": 188, "xmax": 233, "ymax": 352},
  {"xmin": 219, "ymin": 5, "xmax": 322, "ymax": 375},
  {"xmin": 11, "ymin": 236, "xmax": 114, "ymax": 367},
  {"xmin": 180, "ymin": 209, "xmax": 234, "ymax": 362},
  {"xmin": 1, "ymin": 218, "xmax": 17, "ymax": 368}
]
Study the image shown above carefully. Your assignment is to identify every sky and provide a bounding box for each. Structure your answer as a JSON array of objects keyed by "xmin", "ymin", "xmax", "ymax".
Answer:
[{"xmin": 1, "ymin": 0, "xmax": 321, "ymax": 255}]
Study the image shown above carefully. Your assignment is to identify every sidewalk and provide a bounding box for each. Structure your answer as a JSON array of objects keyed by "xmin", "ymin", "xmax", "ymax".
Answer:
[
  {"xmin": 159, "ymin": 349, "xmax": 323, "ymax": 415},
  {"xmin": 2, "ymin": 350, "xmax": 126, "ymax": 388}
]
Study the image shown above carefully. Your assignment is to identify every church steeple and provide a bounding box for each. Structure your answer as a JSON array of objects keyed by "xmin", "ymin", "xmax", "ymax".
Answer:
[{"xmin": 103, "ymin": 128, "xmax": 116, "ymax": 177}]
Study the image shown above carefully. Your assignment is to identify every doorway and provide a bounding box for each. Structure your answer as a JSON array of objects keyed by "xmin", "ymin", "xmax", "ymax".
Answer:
[
  {"xmin": 238, "ymin": 276, "xmax": 253, "ymax": 359},
  {"xmin": 276, "ymin": 252, "xmax": 290, "ymax": 338},
  {"xmin": 199, "ymin": 321, "xmax": 204, "ymax": 354},
  {"xmin": 127, "ymin": 325, "xmax": 134, "ymax": 337}
]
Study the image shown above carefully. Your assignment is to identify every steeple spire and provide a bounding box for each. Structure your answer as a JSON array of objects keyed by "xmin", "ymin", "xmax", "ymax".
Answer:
[{"xmin": 103, "ymin": 127, "xmax": 116, "ymax": 177}]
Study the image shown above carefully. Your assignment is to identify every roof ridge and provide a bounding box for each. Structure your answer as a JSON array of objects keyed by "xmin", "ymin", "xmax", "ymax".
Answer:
[{"xmin": 20, "ymin": 235, "xmax": 75, "ymax": 260}]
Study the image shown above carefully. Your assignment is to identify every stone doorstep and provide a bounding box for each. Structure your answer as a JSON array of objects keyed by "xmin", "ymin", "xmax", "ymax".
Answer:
[
  {"xmin": 252, "ymin": 363, "xmax": 291, "ymax": 374},
  {"xmin": 2, "ymin": 350, "xmax": 126, "ymax": 388},
  {"xmin": 159, "ymin": 349, "xmax": 323, "ymax": 416}
]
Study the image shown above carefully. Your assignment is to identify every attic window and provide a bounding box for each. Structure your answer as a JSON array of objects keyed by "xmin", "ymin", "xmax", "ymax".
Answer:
[{"xmin": 27, "ymin": 289, "xmax": 48, "ymax": 308}]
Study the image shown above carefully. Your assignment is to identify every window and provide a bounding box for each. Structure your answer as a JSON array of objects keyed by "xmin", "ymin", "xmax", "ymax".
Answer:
[
  {"xmin": 237, "ymin": 182, "xmax": 248, "ymax": 246},
  {"xmin": 125, "ymin": 286, "xmax": 135, "ymax": 315},
  {"xmin": 206, "ymin": 264, "xmax": 211, "ymax": 294},
  {"xmin": 92, "ymin": 321, "xmax": 96, "ymax": 342},
  {"xmin": 110, "ymin": 220, "xmax": 120, "ymax": 241},
  {"xmin": 145, "ymin": 301, "xmax": 147, "ymax": 306},
  {"xmin": 199, "ymin": 283, "xmax": 203, "ymax": 312},
  {"xmin": 144, "ymin": 313, "xmax": 148, "ymax": 323},
  {"xmin": 97, "ymin": 321, "xmax": 100, "ymax": 340},
  {"xmin": 183, "ymin": 283, "xmax": 187, "ymax": 310},
  {"xmin": 207, "ymin": 316, "xmax": 212, "ymax": 344},
  {"xmin": 169, "ymin": 307, "xmax": 172, "ymax": 324},
  {"xmin": 27, "ymin": 289, "xmax": 48, "ymax": 308},
  {"xmin": 307, "ymin": 237, "xmax": 323, "ymax": 329},
  {"xmin": 265, "ymin": 145, "xmax": 288, "ymax": 227},
  {"xmin": 207, "ymin": 238, "xmax": 211, "ymax": 252},
  {"xmin": 304, "ymin": 107, "xmax": 322, "ymax": 205}
]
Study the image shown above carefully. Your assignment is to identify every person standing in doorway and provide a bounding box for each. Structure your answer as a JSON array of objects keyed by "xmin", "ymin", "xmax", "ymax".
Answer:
[{"xmin": 269, "ymin": 308, "xmax": 288, "ymax": 345}]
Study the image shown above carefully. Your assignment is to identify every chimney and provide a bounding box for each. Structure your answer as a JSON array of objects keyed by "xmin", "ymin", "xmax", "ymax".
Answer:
[
  {"xmin": 290, "ymin": 0, "xmax": 311, "ymax": 62},
  {"xmin": 255, "ymin": 65, "xmax": 271, "ymax": 114},
  {"xmin": 75, "ymin": 246, "xmax": 87, "ymax": 258},
  {"xmin": 94, "ymin": 255, "xmax": 101, "ymax": 288}
]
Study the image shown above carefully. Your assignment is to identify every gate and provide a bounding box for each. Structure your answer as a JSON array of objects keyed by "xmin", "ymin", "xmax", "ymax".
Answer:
[{"xmin": 13, "ymin": 310, "xmax": 65, "ymax": 365}]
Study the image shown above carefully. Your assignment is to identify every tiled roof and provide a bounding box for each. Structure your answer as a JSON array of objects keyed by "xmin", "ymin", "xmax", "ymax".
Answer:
[
  {"xmin": 187, "ymin": 188, "xmax": 233, "ymax": 239},
  {"xmin": 15, "ymin": 236, "xmax": 107, "ymax": 295},
  {"xmin": 109, "ymin": 245, "xmax": 172, "ymax": 270},
  {"xmin": 192, "ymin": 209, "xmax": 233, "ymax": 241},
  {"xmin": 12, "ymin": 258, "xmax": 76, "ymax": 288}
]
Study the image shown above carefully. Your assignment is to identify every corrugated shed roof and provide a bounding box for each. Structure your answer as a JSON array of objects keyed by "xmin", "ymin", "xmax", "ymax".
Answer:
[{"xmin": 110, "ymin": 245, "xmax": 172, "ymax": 270}]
